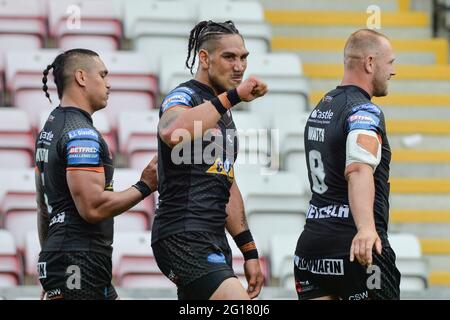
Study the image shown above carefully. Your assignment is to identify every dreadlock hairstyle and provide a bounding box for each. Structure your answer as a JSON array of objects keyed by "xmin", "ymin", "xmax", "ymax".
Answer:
[
  {"xmin": 185, "ymin": 20, "xmax": 241, "ymax": 75},
  {"xmin": 42, "ymin": 48, "xmax": 99, "ymax": 103}
]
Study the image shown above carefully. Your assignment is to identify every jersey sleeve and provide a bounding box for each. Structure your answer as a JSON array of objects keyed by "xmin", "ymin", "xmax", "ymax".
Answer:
[
  {"xmin": 160, "ymin": 86, "xmax": 195, "ymax": 113},
  {"xmin": 345, "ymin": 103, "xmax": 383, "ymax": 134},
  {"xmin": 64, "ymin": 128, "xmax": 104, "ymax": 173}
]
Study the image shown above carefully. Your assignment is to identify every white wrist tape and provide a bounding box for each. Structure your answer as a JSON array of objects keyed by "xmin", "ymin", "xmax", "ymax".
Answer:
[{"xmin": 346, "ymin": 129, "xmax": 381, "ymax": 172}]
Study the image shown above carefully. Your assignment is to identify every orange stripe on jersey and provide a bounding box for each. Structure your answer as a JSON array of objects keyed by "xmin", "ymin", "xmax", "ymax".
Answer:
[
  {"xmin": 164, "ymin": 105, "xmax": 191, "ymax": 112},
  {"xmin": 66, "ymin": 167, "xmax": 104, "ymax": 173}
]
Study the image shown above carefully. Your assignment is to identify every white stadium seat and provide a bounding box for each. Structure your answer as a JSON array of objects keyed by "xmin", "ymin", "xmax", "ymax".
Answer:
[
  {"xmin": 0, "ymin": 109, "xmax": 35, "ymax": 168},
  {"xmin": 0, "ymin": 230, "xmax": 21, "ymax": 286},
  {"xmin": 272, "ymin": 112, "xmax": 310, "ymax": 185},
  {"xmin": 48, "ymin": 0, "xmax": 122, "ymax": 51},
  {"xmin": 268, "ymin": 233, "xmax": 299, "ymax": 286},
  {"xmin": 125, "ymin": 0, "xmax": 196, "ymax": 73},
  {"xmin": 112, "ymin": 231, "xmax": 172, "ymax": 288},
  {"xmin": 246, "ymin": 53, "xmax": 310, "ymax": 127},
  {"xmin": 117, "ymin": 111, "xmax": 159, "ymax": 167},
  {"xmin": 198, "ymin": 0, "xmax": 271, "ymax": 53},
  {"xmin": 237, "ymin": 171, "xmax": 307, "ymax": 254},
  {"xmin": 0, "ymin": 0, "xmax": 46, "ymax": 53},
  {"xmin": 389, "ymin": 233, "xmax": 429, "ymax": 291}
]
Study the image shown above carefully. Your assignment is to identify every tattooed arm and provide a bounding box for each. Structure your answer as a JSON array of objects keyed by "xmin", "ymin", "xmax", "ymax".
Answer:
[
  {"xmin": 225, "ymin": 180, "xmax": 264, "ymax": 299},
  {"xmin": 225, "ymin": 180, "xmax": 248, "ymax": 236}
]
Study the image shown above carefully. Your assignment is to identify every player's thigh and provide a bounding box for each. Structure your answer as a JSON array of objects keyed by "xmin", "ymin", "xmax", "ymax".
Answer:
[
  {"xmin": 210, "ymin": 277, "xmax": 249, "ymax": 300},
  {"xmin": 152, "ymin": 232, "xmax": 235, "ymax": 299}
]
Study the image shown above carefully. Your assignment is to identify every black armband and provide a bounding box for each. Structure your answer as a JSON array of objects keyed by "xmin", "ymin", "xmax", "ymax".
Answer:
[
  {"xmin": 132, "ymin": 180, "xmax": 152, "ymax": 199},
  {"xmin": 210, "ymin": 88, "xmax": 242, "ymax": 115},
  {"xmin": 226, "ymin": 88, "xmax": 241, "ymax": 106},
  {"xmin": 233, "ymin": 230, "xmax": 259, "ymax": 261}
]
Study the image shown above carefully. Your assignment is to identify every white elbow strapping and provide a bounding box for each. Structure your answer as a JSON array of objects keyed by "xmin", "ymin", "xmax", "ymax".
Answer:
[{"xmin": 345, "ymin": 129, "xmax": 381, "ymax": 171}]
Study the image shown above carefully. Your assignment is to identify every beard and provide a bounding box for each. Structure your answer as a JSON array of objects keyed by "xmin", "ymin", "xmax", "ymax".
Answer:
[
  {"xmin": 209, "ymin": 72, "xmax": 232, "ymax": 94},
  {"xmin": 372, "ymin": 75, "xmax": 388, "ymax": 97}
]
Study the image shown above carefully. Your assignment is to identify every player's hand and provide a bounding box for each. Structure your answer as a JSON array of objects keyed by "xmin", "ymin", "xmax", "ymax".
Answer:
[
  {"xmin": 40, "ymin": 290, "xmax": 46, "ymax": 300},
  {"xmin": 350, "ymin": 227, "xmax": 382, "ymax": 266},
  {"xmin": 244, "ymin": 258, "xmax": 264, "ymax": 299},
  {"xmin": 140, "ymin": 155, "xmax": 158, "ymax": 192},
  {"xmin": 236, "ymin": 76, "xmax": 268, "ymax": 102}
]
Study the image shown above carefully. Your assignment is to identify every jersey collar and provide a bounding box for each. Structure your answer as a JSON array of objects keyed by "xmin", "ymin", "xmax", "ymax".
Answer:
[
  {"xmin": 57, "ymin": 106, "xmax": 93, "ymax": 124},
  {"xmin": 336, "ymin": 85, "xmax": 371, "ymax": 100}
]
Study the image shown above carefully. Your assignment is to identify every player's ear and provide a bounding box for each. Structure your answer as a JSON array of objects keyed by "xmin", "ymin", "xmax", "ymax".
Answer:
[
  {"xmin": 198, "ymin": 49, "xmax": 210, "ymax": 70},
  {"xmin": 74, "ymin": 69, "xmax": 87, "ymax": 87},
  {"xmin": 364, "ymin": 55, "xmax": 374, "ymax": 74}
]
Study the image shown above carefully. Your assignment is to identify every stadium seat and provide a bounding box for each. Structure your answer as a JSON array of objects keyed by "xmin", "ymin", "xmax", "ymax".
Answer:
[
  {"xmin": 48, "ymin": 0, "xmax": 122, "ymax": 51},
  {"xmin": 97, "ymin": 51, "xmax": 159, "ymax": 129},
  {"xmin": 389, "ymin": 233, "xmax": 429, "ymax": 291},
  {"xmin": 117, "ymin": 111, "xmax": 159, "ymax": 168},
  {"xmin": 237, "ymin": 171, "xmax": 307, "ymax": 254},
  {"xmin": 0, "ymin": 170, "xmax": 37, "ymax": 246},
  {"xmin": 0, "ymin": 230, "xmax": 21, "ymax": 286},
  {"xmin": 0, "ymin": 168, "xmax": 37, "ymax": 252},
  {"xmin": 232, "ymin": 111, "xmax": 270, "ymax": 166},
  {"xmin": 112, "ymin": 231, "xmax": 172, "ymax": 288},
  {"xmin": 124, "ymin": 0, "xmax": 196, "ymax": 73},
  {"xmin": 114, "ymin": 212, "xmax": 150, "ymax": 232},
  {"xmin": 245, "ymin": 53, "xmax": 310, "ymax": 127},
  {"xmin": 112, "ymin": 169, "xmax": 155, "ymax": 226},
  {"xmin": 0, "ymin": 0, "xmax": 45, "ymax": 103},
  {"xmin": 0, "ymin": 0, "xmax": 46, "ymax": 51},
  {"xmin": 117, "ymin": 254, "xmax": 173, "ymax": 289},
  {"xmin": 268, "ymin": 233, "xmax": 299, "ymax": 287},
  {"xmin": 197, "ymin": 0, "xmax": 271, "ymax": 53},
  {"xmin": 3, "ymin": 210, "xmax": 37, "ymax": 253},
  {"xmin": 24, "ymin": 231, "xmax": 40, "ymax": 281},
  {"xmin": 7, "ymin": 49, "xmax": 157, "ymax": 129},
  {"xmin": 0, "ymin": 169, "xmax": 36, "ymax": 209},
  {"xmin": 5, "ymin": 49, "xmax": 60, "ymax": 127},
  {"xmin": 0, "ymin": 109, "xmax": 35, "ymax": 168},
  {"xmin": 159, "ymin": 54, "xmax": 192, "ymax": 96},
  {"xmin": 272, "ymin": 112, "xmax": 309, "ymax": 185}
]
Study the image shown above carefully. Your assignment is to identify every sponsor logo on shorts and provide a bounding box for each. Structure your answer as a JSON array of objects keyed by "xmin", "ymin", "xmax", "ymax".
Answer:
[
  {"xmin": 37, "ymin": 262, "xmax": 47, "ymax": 279},
  {"xmin": 306, "ymin": 204, "xmax": 350, "ymax": 219},
  {"xmin": 46, "ymin": 288, "xmax": 64, "ymax": 300},
  {"xmin": 207, "ymin": 252, "xmax": 226, "ymax": 264},
  {"xmin": 295, "ymin": 256, "xmax": 344, "ymax": 275},
  {"xmin": 295, "ymin": 279, "xmax": 313, "ymax": 293},
  {"xmin": 348, "ymin": 291, "xmax": 369, "ymax": 300}
]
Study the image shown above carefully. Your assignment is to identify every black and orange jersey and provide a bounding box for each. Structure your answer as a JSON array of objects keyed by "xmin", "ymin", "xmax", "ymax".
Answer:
[
  {"xmin": 35, "ymin": 106, "xmax": 114, "ymax": 256},
  {"xmin": 297, "ymin": 85, "xmax": 391, "ymax": 257},
  {"xmin": 152, "ymin": 80, "xmax": 238, "ymax": 243}
]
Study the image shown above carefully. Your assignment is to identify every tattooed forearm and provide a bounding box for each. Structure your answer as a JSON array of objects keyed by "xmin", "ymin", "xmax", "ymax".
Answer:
[{"xmin": 241, "ymin": 212, "xmax": 249, "ymax": 230}]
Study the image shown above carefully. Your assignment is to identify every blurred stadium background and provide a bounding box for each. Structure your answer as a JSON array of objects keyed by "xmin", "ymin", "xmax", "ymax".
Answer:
[{"xmin": 0, "ymin": 0, "xmax": 449, "ymax": 300}]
